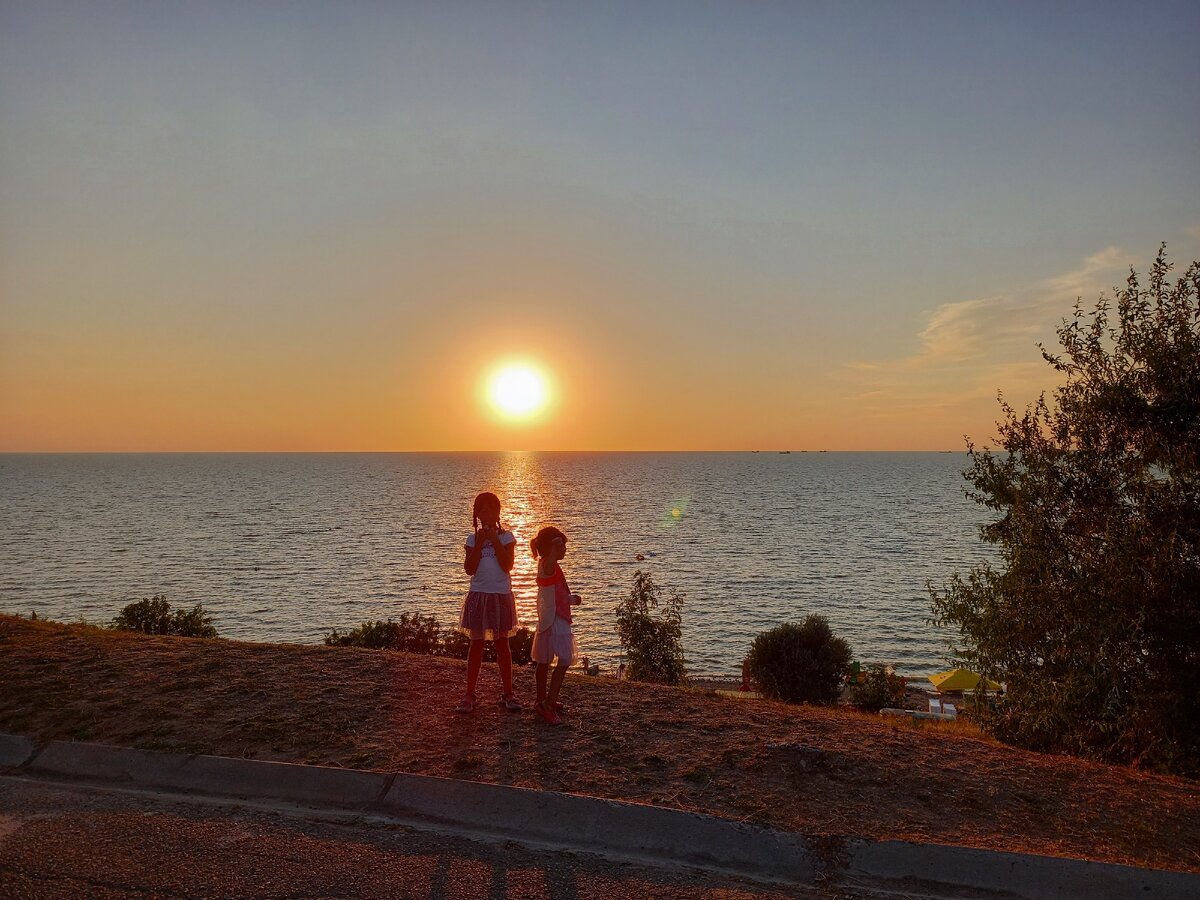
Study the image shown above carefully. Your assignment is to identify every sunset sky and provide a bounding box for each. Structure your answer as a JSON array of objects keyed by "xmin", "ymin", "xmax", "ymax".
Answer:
[{"xmin": 2, "ymin": 2, "xmax": 1197, "ymax": 451}]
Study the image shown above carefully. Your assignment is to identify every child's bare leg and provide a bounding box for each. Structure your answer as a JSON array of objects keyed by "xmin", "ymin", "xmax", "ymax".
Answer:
[
  {"xmin": 466, "ymin": 639, "xmax": 484, "ymax": 697},
  {"xmin": 535, "ymin": 662, "xmax": 548, "ymax": 705},
  {"xmin": 546, "ymin": 660, "xmax": 569, "ymax": 709},
  {"xmin": 496, "ymin": 635, "xmax": 514, "ymax": 696}
]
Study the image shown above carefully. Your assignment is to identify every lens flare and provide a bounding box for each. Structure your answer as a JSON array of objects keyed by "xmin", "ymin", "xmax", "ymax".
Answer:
[{"xmin": 661, "ymin": 497, "xmax": 690, "ymax": 527}]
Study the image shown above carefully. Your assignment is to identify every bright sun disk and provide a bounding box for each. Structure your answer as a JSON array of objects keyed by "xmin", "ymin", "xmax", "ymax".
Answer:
[{"xmin": 488, "ymin": 364, "xmax": 548, "ymax": 419}]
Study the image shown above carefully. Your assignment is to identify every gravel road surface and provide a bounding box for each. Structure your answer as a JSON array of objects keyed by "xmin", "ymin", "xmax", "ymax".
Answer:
[{"xmin": 0, "ymin": 776, "xmax": 854, "ymax": 899}]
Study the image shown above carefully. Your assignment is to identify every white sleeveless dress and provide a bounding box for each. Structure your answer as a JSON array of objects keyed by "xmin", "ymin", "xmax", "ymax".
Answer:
[{"xmin": 531, "ymin": 564, "xmax": 578, "ymax": 665}]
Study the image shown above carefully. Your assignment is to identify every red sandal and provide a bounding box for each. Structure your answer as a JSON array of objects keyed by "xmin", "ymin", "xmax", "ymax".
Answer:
[{"xmin": 533, "ymin": 701, "xmax": 562, "ymax": 726}]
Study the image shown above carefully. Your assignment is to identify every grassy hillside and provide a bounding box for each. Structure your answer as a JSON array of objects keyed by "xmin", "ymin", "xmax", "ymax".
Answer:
[{"xmin": 2, "ymin": 614, "xmax": 1196, "ymax": 873}]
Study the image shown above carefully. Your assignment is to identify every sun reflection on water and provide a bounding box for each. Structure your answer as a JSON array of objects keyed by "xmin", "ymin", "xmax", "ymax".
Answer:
[{"xmin": 492, "ymin": 451, "xmax": 556, "ymax": 626}]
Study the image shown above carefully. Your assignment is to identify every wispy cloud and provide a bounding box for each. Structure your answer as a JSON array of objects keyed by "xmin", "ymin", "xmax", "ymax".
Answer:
[
  {"xmin": 1040, "ymin": 246, "xmax": 1126, "ymax": 296},
  {"xmin": 838, "ymin": 247, "xmax": 1132, "ymax": 422},
  {"xmin": 906, "ymin": 246, "xmax": 1125, "ymax": 368},
  {"xmin": 914, "ymin": 295, "xmax": 1011, "ymax": 364}
]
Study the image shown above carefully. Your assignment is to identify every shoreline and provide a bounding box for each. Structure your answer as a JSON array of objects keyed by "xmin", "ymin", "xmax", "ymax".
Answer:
[{"xmin": 2, "ymin": 608, "xmax": 949, "ymax": 683}]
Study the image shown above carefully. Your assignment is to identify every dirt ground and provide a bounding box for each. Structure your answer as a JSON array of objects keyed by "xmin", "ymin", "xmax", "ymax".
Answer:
[{"xmin": 2, "ymin": 615, "xmax": 1197, "ymax": 874}]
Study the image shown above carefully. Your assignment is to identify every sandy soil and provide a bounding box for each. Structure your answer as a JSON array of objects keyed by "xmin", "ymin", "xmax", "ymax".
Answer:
[{"xmin": 2, "ymin": 615, "xmax": 1196, "ymax": 874}]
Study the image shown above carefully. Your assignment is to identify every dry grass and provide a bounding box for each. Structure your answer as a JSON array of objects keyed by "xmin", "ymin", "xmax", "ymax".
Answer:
[{"xmin": 2, "ymin": 614, "xmax": 1197, "ymax": 874}]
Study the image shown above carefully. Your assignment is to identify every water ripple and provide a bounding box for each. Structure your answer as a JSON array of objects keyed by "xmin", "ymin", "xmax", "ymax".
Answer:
[{"xmin": 0, "ymin": 452, "xmax": 993, "ymax": 676}]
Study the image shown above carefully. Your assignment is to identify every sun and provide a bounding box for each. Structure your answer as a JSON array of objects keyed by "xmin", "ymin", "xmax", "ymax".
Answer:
[{"xmin": 486, "ymin": 362, "xmax": 549, "ymax": 420}]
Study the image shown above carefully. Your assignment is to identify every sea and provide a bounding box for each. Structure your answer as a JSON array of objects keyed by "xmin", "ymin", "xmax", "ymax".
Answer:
[{"xmin": 0, "ymin": 452, "xmax": 994, "ymax": 677}]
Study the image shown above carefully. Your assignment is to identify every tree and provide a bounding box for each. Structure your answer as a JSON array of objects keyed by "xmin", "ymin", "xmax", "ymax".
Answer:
[
  {"xmin": 614, "ymin": 570, "xmax": 686, "ymax": 684},
  {"xmin": 931, "ymin": 245, "xmax": 1200, "ymax": 775},
  {"xmin": 746, "ymin": 616, "xmax": 852, "ymax": 704}
]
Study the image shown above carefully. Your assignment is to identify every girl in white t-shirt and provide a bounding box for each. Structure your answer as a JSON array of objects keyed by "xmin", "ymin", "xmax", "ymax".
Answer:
[{"xmin": 456, "ymin": 492, "xmax": 522, "ymax": 713}]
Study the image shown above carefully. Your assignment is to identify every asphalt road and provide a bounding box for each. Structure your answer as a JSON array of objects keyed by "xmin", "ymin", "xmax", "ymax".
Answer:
[{"xmin": 0, "ymin": 777, "xmax": 852, "ymax": 899}]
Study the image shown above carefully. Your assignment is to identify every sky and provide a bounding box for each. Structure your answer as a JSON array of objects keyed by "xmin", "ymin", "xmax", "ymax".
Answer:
[{"xmin": 1, "ymin": 1, "xmax": 1197, "ymax": 451}]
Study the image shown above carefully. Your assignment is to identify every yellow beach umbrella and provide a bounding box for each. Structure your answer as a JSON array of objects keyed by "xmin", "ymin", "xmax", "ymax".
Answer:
[{"xmin": 930, "ymin": 668, "xmax": 1001, "ymax": 693}]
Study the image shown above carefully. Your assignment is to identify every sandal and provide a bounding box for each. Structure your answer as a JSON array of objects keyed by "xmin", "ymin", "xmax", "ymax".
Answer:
[
  {"xmin": 454, "ymin": 693, "xmax": 476, "ymax": 714},
  {"xmin": 499, "ymin": 693, "xmax": 524, "ymax": 712},
  {"xmin": 533, "ymin": 701, "xmax": 562, "ymax": 726}
]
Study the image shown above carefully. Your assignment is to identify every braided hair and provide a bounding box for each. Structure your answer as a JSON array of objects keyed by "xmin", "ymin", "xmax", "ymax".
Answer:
[{"xmin": 472, "ymin": 492, "xmax": 502, "ymax": 532}]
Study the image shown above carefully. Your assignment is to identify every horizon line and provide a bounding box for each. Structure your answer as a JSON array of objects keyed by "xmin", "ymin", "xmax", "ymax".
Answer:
[{"xmin": 0, "ymin": 448, "xmax": 971, "ymax": 455}]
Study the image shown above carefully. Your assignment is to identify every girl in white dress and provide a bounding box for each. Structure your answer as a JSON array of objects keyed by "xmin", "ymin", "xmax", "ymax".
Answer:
[
  {"xmin": 456, "ymin": 492, "xmax": 522, "ymax": 713},
  {"xmin": 530, "ymin": 526, "xmax": 581, "ymax": 726}
]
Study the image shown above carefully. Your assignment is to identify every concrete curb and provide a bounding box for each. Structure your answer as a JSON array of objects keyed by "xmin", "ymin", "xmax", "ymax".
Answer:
[
  {"xmin": 26, "ymin": 741, "xmax": 390, "ymax": 809},
  {"xmin": 0, "ymin": 733, "xmax": 36, "ymax": 769},
  {"xmin": 378, "ymin": 771, "xmax": 813, "ymax": 881},
  {"xmin": 845, "ymin": 839, "xmax": 1200, "ymax": 900},
  {"xmin": 17, "ymin": 738, "xmax": 811, "ymax": 882},
  {"xmin": 5, "ymin": 735, "xmax": 1199, "ymax": 898}
]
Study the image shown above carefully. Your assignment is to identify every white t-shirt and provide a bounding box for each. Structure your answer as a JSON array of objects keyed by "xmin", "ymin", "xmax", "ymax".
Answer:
[{"xmin": 465, "ymin": 531, "xmax": 516, "ymax": 594}]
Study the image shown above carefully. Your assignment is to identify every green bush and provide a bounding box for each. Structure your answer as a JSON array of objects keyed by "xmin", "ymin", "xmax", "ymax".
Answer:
[
  {"xmin": 325, "ymin": 619, "xmax": 399, "ymax": 649},
  {"xmin": 324, "ymin": 613, "xmax": 441, "ymax": 652},
  {"xmin": 439, "ymin": 628, "xmax": 473, "ymax": 659},
  {"xmin": 614, "ymin": 570, "xmax": 686, "ymax": 685},
  {"xmin": 506, "ymin": 627, "xmax": 534, "ymax": 666},
  {"xmin": 324, "ymin": 614, "xmax": 533, "ymax": 665},
  {"xmin": 849, "ymin": 664, "xmax": 907, "ymax": 713},
  {"xmin": 111, "ymin": 596, "xmax": 218, "ymax": 638},
  {"xmin": 747, "ymin": 616, "xmax": 851, "ymax": 705},
  {"xmin": 477, "ymin": 628, "xmax": 535, "ymax": 662}
]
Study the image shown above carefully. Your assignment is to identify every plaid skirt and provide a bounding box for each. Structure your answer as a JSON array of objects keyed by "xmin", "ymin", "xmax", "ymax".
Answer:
[{"xmin": 458, "ymin": 591, "xmax": 519, "ymax": 641}]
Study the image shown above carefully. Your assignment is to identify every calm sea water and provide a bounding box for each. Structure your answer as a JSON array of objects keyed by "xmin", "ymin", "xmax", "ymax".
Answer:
[{"xmin": 0, "ymin": 452, "xmax": 992, "ymax": 676}]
